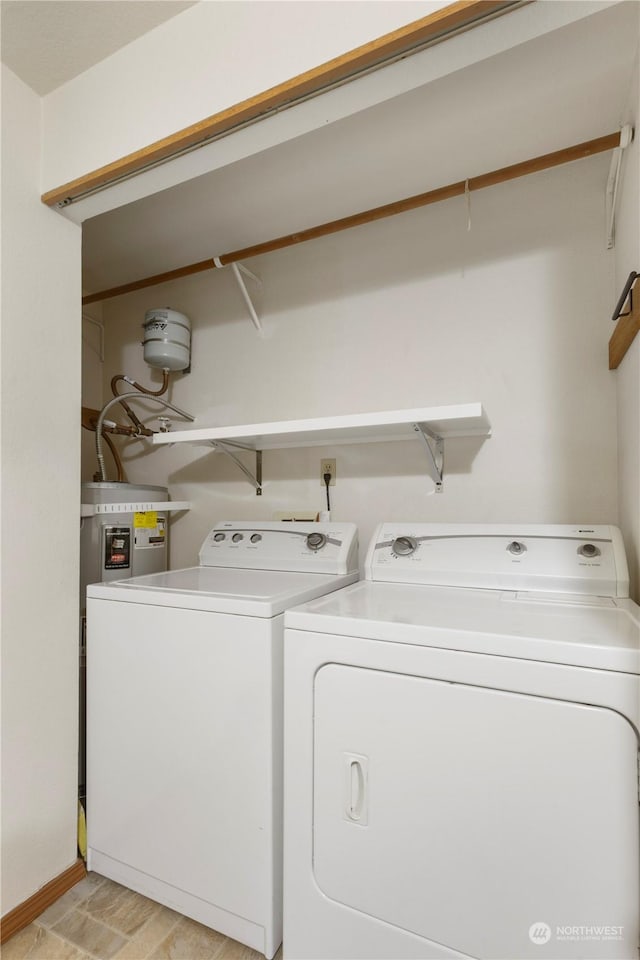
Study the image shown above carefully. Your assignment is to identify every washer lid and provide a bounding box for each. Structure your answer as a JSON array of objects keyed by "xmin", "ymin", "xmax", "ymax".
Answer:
[
  {"xmin": 284, "ymin": 580, "xmax": 640, "ymax": 673},
  {"xmin": 87, "ymin": 566, "xmax": 358, "ymax": 617}
]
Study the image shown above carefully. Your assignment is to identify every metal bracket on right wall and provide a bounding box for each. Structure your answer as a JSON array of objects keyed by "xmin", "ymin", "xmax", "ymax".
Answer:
[
  {"xmin": 210, "ymin": 440, "xmax": 263, "ymax": 495},
  {"xmin": 414, "ymin": 423, "xmax": 444, "ymax": 493},
  {"xmin": 606, "ymin": 124, "xmax": 634, "ymax": 250}
]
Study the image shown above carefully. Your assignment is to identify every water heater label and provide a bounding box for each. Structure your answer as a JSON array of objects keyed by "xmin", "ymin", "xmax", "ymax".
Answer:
[
  {"xmin": 104, "ymin": 527, "xmax": 131, "ymax": 570},
  {"xmin": 135, "ymin": 517, "xmax": 166, "ymax": 549},
  {"xmin": 134, "ymin": 511, "xmax": 158, "ymax": 528}
]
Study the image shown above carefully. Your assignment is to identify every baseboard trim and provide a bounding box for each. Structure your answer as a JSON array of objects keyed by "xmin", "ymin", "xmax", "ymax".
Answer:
[{"xmin": 1, "ymin": 859, "xmax": 86, "ymax": 944}]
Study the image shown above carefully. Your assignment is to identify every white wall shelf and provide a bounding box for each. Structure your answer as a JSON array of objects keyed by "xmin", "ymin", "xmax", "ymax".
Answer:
[
  {"xmin": 80, "ymin": 500, "xmax": 191, "ymax": 518},
  {"xmin": 152, "ymin": 403, "xmax": 491, "ymax": 495}
]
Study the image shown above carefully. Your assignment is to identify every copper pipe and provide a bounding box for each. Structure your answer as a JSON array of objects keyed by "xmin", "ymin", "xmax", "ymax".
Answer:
[
  {"xmin": 103, "ymin": 431, "xmax": 125, "ymax": 483},
  {"xmin": 111, "ymin": 369, "xmax": 170, "ymax": 398},
  {"xmin": 81, "ymin": 409, "xmax": 153, "ymax": 438},
  {"xmin": 103, "ymin": 423, "xmax": 155, "ymax": 438},
  {"xmin": 116, "ymin": 399, "xmax": 144, "ymax": 432}
]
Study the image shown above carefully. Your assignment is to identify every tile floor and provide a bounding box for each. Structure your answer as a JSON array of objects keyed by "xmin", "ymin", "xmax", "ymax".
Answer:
[{"xmin": 3, "ymin": 873, "xmax": 283, "ymax": 960}]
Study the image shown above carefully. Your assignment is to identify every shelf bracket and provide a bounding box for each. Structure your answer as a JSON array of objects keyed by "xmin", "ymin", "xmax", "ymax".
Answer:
[
  {"xmin": 605, "ymin": 124, "xmax": 633, "ymax": 250},
  {"xmin": 210, "ymin": 440, "xmax": 263, "ymax": 495},
  {"xmin": 413, "ymin": 423, "xmax": 444, "ymax": 493},
  {"xmin": 215, "ymin": 257, "xmax": 263, "ymax": 333}
]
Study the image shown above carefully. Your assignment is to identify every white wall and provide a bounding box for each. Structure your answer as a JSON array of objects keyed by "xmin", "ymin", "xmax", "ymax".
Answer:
[
  {"xmin": 1, "ymin": 66, "xmax": 82, "ymax": 914},
  {"xmin": 97, "ymin": 157, "xmax": 618, "ymax": 569},
  {"xmin": 612, "ymin": 34, "xmax": 640, "ymax": 601}
]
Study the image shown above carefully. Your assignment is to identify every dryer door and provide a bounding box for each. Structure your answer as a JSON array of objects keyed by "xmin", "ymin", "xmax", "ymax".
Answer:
[{"xmin": 313, "ymin": 664, "xmax": 639, "ymax": 960}]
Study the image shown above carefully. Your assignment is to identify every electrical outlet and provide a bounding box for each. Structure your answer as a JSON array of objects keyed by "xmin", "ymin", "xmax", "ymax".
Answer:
[{"xmin": 320, "ymin": 458, "xmax": 336, "ymax": 486}]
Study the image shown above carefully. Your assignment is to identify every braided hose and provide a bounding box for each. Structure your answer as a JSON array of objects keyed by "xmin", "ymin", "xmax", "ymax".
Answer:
[{"xmin": 95, "ymin": 392, "xmax": 194, "ymax": 482}]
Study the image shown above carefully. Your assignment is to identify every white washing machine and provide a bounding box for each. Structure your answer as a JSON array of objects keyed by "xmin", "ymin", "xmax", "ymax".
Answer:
[
  {"xmin": 283, "ymin": 523, "xmax": 640, "ymax": 960},
  {"xmin": 87, "ymin": 520, "xmax": 358, "ymax": 959}
]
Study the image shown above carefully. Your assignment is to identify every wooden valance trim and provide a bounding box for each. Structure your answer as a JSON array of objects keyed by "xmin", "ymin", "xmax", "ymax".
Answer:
[
  {"xmin": 42, "ymin": 0, "xmax": 524, "ymax": 208},
  {"xmin": 609, "ymin": 273, "xmax": 640, "ymax": 369},
  {"xmin": 82, "ymin": 130, "xmax": 625, "ymax": 306}
]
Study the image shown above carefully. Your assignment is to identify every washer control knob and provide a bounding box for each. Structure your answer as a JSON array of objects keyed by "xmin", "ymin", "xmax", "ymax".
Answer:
[
  {"xmin": 213, "ymin": 532, "xmax": 226, "ymax": 542},
  {"xmin": 392, "ymin": 536, "xmax": 418, "ymax": 557},
  {"xmin": 578, "ymin": 542, "xmax": 600, "ymax": 558},
  {"xmin": 507, "ymin": 541, "xmax": 526, "ymax": 555},
  {"xmin": 232, "ymin": 532, "xmax": 244, "ymax": 543},
  {"xmin": 306, "ymin": 532, "xmax": 327, "ymax": 551},
  {"xmin": 250, "ymin": 533, "xmax": 262, "ymax": 544}
]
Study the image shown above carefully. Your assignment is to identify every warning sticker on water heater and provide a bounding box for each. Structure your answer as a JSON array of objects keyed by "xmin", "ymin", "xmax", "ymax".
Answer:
[
  {"xmin": 134, "ymin": 511, "xmax": 158, "ymax": 528},
  {"xmin": 134, "ymin": 516, "xmax": 166, "ymax": 549}
]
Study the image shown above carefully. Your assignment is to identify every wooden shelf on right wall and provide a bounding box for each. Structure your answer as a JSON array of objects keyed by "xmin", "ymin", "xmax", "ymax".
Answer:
[{"xmin": 609, "ymin": 272, "xmax": 640, "ymax": 369}]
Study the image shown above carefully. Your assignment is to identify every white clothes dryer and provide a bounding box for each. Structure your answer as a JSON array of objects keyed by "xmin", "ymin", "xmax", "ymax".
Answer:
[
  {"xmin": 283, "ymin": 523, "xmax": 640, "ymax": 960},
  {"xmin": 87, "ymin": 520, "xmax": 358, "ymax": 960}
]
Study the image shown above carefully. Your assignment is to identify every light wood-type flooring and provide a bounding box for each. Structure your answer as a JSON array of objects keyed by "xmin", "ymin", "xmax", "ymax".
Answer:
[{"xmin": 3, "ymin": 873, "xmax": 283, "ymax": 960}]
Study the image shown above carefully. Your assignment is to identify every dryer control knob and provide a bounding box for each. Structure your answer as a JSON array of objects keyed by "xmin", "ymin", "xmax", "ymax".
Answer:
[
  {"xmin": 392, "ymin": 536, "xmax": 418, "ymax": 557},
  {"xmin": 306, "ymin": 532, "xmax": 327, "ymax": 551},
  {"xmin": 507, "ymin": 541, "xmax": 526, "ymax": 555},
  {"xmin": 578, "ymin": 542, "xmax": 600, "ymax": 558},
  {"xmin": 232, "ymin": 533, "xmax": 244, "ymax": 543},
  {"xmin": 213, "ymin": 532, "xmax": 226, "ymax": 542}
]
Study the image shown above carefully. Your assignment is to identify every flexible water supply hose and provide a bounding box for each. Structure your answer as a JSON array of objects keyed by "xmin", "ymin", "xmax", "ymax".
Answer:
[
  {"xmin": 110, "ymin": 369, "xmax": 171, "ymax": 432},
  {"xmin": 111, "ymin": 369, "xmax": 170, "ymax": 397},
  {"xmin": 95, "ymin": 392, "xmax": 195, "ymax": 482}
]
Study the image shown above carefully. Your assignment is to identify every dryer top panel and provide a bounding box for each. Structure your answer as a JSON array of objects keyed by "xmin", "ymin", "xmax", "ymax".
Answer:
[
  {"xmin": 366, "ymin": 524, "xmax": 629, "ymax": 598},
  {"xmin": 284, "ymin": 579, "xmax": 640, "ymax": 674}
]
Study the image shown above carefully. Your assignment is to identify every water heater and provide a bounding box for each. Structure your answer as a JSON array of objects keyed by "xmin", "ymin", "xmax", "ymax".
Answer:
[{"xmin": 80, "ymin": 482, "xmax": 169, "ymax": 611}]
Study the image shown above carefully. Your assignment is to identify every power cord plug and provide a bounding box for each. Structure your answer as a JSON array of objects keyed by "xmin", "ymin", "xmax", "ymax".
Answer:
[{"xmin": 323, "ymin": 472, "xmax": 332, "ymax": 512}]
